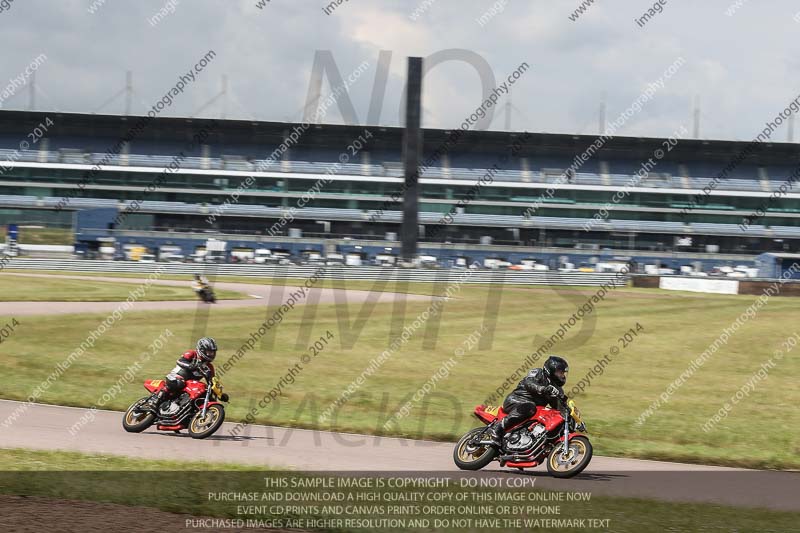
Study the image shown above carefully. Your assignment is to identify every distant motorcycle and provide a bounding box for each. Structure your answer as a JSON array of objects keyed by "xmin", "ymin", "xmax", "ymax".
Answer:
[
  {"xmin": 122, "ymin": 377, "xmax": 229, "ymax": 439},
  {"xmin": 453, "ymin": 398, "xmax": 592, "ymax": 478},
  {"xmin": 193, "ymin": 281, "xmax": 216, "ymax": 303}
]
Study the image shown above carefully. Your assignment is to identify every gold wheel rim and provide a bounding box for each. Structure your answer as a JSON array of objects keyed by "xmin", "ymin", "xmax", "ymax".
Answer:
[
  {"xmin": 549, "ymin": 440, "xmax": 586, "ymax": 472},
  {"xmin": 458, "ymin": 433, "xmax": 488, "ymax": 462},
  {"xmin": 191, "ymin": 407, "xmax": 220, "ymax": 432},
  {"xmin": 125, "ymin": 402, "xmax": 148, "ymax": 425}
]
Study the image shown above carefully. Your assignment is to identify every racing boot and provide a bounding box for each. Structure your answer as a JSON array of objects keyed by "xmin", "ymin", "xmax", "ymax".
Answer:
[
  {"xmin": 143, "ymin": 389, "xmax": 168, "ymax": 414},
  {"xmin": 479, "ymin": 420, "xmax": 505, "ymax": 448}
]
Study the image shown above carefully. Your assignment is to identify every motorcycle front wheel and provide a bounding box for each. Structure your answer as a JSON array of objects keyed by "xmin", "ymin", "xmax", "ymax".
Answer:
[
  {"xmin": 122, "ymin": 397, "xmax": 156, "ymax": 433},
  {"xmin": 188, "ymin": 404, "xmax": 225, "ymax": 439},
  {"xmin": 453, "ymin": 427, "xmax": 498, "ymax": 470},
  {"xmin": 546, "ymin": 436, "xmax": 593, "ymax": 478}
]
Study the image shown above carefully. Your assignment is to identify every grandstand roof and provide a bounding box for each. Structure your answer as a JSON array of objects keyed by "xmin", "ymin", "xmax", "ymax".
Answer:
[
  {"xmin": 1, "ymin": 109, "xmax": 800, "ymax": 166},
  {"xmin": 756, "ymin": 252, "xmax": 800, "ymax": 259}
]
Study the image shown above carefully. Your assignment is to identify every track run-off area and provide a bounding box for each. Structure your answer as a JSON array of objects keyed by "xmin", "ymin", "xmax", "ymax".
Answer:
[
  {"xmin": 2, "ymin": 272, "xmax": 799, "ymax": 515},
  {"xmin": 2, "ymin": 400, "xmax": 799, "ymax": 512},
  {"xmin": 0, "ymin": 272, "xmax": 431, "ymax": 315}
]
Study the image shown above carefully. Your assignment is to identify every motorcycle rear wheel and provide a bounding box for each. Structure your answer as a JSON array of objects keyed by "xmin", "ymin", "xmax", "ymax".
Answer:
[
  {"xmin": 546, "ymin": 436, "xmax": 593, "ymax": 478},
  {"xmin": 188, "ymin": 404, "xmax": 225, "ymax": 439},
  {"xmin": 122, "ymin": 397, "xmax": 156, "ymax": 433},
  {"xmin": 453, "ymin": 427, "xmax": 498, "ymax": 470}
]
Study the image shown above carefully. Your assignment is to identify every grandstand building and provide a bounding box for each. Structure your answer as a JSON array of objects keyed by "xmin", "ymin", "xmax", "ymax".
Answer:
[{"xmin": 1, "ymin": 110, "xmax": 799, "ymax": 269}]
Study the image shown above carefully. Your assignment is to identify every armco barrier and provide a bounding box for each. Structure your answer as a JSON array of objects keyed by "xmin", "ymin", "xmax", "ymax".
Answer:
[{"xmin": 0, "ymin": 258, "xmax": 628, "ymax": 286}]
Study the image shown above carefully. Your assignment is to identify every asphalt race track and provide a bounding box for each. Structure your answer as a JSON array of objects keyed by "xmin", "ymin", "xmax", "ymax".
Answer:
[
  {"xmin": 2, "ymin": 273, "xmax": 799, "ymax": 514},
  {"xmin": 1, "ymin": 273, "xmax": 432, "ymax": 316},
  {"xmin": 2, "ymin": 400, "xmax": 798, "ymax": 512}
]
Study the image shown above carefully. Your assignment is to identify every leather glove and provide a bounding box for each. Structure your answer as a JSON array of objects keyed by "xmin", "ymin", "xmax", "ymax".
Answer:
[{"xmin": 545, "ymin": 385, "xmax": 563, "ymax": 399}]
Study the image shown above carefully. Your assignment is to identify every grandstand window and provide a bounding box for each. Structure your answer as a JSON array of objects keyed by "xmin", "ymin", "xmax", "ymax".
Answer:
[
  {"xmin": 323, "ymin": 182, "xmax": 352, "ymax": 195},
  {"xmin": 420, "ymin": 185, "xmax": 450, "ymax": 199}
]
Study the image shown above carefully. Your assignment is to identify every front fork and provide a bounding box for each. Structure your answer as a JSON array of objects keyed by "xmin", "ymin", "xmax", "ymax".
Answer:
[
  {"xmin": 562, "ymin": 420, "xmax": 571, "ymax": 456},
  {"xmin": 561, "ymin": 407, "xmax": 571, "ymax": 456},
  {"xmin": 200, "ymin": 385, "xmax": 212, "ymax": 419}
]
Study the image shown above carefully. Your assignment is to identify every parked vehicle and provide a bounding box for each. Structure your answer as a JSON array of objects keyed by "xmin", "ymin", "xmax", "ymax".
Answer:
[{"xmin": 253, "ymin": 248, "xmax": 274, "ymax": 264}]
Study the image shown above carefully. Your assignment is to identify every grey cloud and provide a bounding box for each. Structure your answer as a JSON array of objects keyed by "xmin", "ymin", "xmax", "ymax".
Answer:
[{"xmin": 0, "ymin": 0, "xmax": 798, "ymax": 142}]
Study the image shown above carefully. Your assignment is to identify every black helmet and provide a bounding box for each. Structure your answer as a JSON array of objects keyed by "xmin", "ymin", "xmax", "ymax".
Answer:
[
  {"xmin": 543, "ymin": 355, "xmax": 569, "ymax": 386},
  {"xmin": 197, "ymin": 337, "xmax": 218, "ymax": 362}
]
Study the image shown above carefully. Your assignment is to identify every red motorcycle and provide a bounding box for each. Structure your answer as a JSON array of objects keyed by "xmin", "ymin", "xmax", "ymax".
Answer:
[
  {"xmin": 122, "ymin": 377, "xmax": 229, "ymax": 439},
  {"xmin": 453, "ymin": 399, "xmax": 592, "ymax": 478}
]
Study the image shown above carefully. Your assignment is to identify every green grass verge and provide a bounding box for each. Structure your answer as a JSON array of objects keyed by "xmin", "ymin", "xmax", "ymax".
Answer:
[
  {"xmin": 0, "ymin": 226, "xmax": 73, "ymax": 245},
  {"xmin": 5, "ymin": 267, "xmax": 678, "ymax": 296},
  {"xmin": 0, "ymin": 448, "xmax": 797, "ymax": 533},
  {"xmin": 1, "ymin": 276, "xmax": 799, "ymax": 470},
  {"xmin": 1, "ymin": 268, "xmax": 446, "ymax": 295},
  {"xmin": 0, "ymin": 274, "xmax": 246, "ymax": 301},
  {"xmin": 0, "ymin": 447, "xmax": 262, "ymax": 471}
]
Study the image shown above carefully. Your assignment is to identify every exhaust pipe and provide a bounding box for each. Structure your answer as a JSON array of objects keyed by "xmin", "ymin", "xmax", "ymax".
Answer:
[{"xmin": 499, "ymin": 442, "xmax": 546, "ymax": 463}]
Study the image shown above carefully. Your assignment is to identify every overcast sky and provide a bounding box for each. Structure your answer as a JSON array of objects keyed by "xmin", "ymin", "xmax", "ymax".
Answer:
[{"xmin": 2, "ymin": 0, "xmax": 800, "ymax": 142}]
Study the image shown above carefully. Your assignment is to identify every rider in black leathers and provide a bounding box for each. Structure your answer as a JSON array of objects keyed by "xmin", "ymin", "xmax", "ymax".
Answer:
[{"xmin": 483, "ymin": 355, "xmax": 569, "ymax": 447}]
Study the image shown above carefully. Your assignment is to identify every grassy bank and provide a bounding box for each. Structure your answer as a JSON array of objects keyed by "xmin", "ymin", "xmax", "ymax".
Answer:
[
  {"xmin": 0, "ymin": 274, "xmax": 246, "ymax": 301},
  {"xmin": 1, "ymin": 268, "xmax": 447, "ymax": 296},
  {"xmin": 1, "ymin": 448, "xmax": 797, "ymax": 533},
  {"xmin": 1, "ymin": 278, "xmax": 798, "ymax": 469},
  {"xmin": 0, "ymin": 226, "xmax": 73, "ymax": 245}
]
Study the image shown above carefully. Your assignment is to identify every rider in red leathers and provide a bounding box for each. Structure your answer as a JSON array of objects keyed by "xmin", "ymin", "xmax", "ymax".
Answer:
[{"xmin": 145, "ymin": 337, "xmax": 218, "ymax": 412}]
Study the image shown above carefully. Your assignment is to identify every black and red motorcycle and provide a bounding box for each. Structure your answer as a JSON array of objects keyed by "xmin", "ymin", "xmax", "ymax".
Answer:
[
  {"xmin": 122, "ymin": 377, "xmax": 229, "ymax": 439},
  {"xmin": 453, "ymin": 399, "xmax": 592, "ymax": 478}
]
